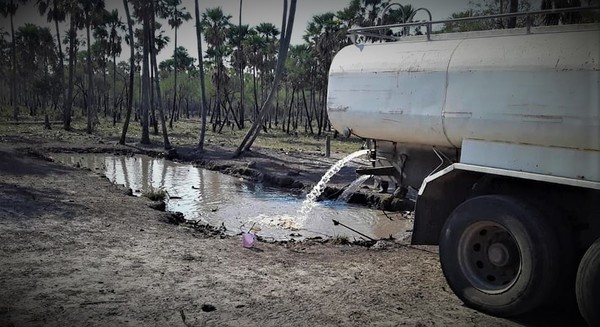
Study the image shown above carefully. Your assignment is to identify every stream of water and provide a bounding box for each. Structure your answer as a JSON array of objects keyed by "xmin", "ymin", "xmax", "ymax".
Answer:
[
  {"xmin": 299, "ymin": 150, "xmax": 369, "ymax": 215},
  {"xmin": 337, "ymin": 174, "xmax": 373, "ymax": 203},
  {"xmin": 51, "ymin": 152, "xmax": 411, "ymax": 241}
]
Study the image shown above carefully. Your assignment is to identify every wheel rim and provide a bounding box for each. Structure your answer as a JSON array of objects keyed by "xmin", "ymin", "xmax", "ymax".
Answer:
[{"xmin": 457, "ymin": 221, "xmax": 521, "ymax": 294}]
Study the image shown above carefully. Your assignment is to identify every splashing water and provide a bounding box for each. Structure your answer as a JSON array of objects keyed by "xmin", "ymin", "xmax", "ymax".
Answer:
[
  {"xmin": 337, "ymin": 174, "xmax": 372, "ymax": 203},
  {"xmin": 298, "ymin": 149, "xmax": 369, "ymax": 217},
  {"xmin": 251, "ymin": 213, "xmax": 303, "ymax": 231},
  {"xmin": 243, "ymin": 150, "xmax": 369, "ymax": 232}
]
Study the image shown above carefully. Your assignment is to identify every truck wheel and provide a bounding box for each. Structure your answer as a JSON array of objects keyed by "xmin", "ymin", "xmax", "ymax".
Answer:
[
  {"xmin": 576, "ymin": 237, "xmax": 600, "ymax": 326},
  {"xmin": 439, "ymin": 195, "xmax": 560, "ymax": 317}
]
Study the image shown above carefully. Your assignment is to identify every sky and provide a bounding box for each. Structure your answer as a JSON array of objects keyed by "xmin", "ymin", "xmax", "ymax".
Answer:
[{"xmin": 2, "ymin": 0, "xmax": 474, "ymax": 63}]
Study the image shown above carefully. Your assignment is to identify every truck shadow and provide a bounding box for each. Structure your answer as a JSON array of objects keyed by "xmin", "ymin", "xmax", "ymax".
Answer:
[{"xmin": 507, "ymin": 305, "xmax": 586, "ymax": 327}]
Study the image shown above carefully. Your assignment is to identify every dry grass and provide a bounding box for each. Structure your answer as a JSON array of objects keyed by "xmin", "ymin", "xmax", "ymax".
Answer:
[{"xmin": 0, "ymin": 105, "xmax": 364, "ymax": 155}]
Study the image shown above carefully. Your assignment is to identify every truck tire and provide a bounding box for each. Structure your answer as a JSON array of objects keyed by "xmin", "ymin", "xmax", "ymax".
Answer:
[
  {"xmin": 576, "ymin": 237, "xmax": 600, "ymax": 327},
  {"xmin": 439, "ymin": 195, "xmax": 561, "ymax": 317}
]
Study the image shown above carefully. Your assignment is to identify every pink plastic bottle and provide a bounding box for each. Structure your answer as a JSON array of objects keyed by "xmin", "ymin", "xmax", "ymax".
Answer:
[{"xmin": 242, "ymin": 232, "xmax": 256, "ymax": 248}]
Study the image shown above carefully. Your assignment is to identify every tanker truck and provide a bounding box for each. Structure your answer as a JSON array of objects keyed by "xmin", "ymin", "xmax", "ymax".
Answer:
[{"xmin": 326, "ymin": 7, "xmax": 600, "ymax": 325}]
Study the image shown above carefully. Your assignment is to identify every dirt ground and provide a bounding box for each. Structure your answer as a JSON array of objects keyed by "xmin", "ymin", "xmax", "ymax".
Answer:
[{"xmin": 0, "ymin": 127, "xmax": 585, "ymax": 326}]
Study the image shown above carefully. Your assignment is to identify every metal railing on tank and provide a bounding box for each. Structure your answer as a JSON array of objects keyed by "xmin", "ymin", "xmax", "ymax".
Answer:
[{"xmin": 347, "ymin": 5, "xmax": 600, "ymax": 44}]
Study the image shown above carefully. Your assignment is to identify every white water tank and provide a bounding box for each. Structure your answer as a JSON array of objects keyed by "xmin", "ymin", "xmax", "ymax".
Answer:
[{"xmin": 327, "ymin": 24, "xmax": 600, "ymax": 151}]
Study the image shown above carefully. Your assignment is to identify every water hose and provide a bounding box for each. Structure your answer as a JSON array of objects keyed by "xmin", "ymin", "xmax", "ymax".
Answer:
[{"xmin": 332, "ymin": 219, "xmax": 376, "ymax": 241}]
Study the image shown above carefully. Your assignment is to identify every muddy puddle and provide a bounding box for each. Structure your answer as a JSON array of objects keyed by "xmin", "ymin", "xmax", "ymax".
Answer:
[{"xmin": 50, "ymin": 153, "xmax": 413, "ymax": 241}]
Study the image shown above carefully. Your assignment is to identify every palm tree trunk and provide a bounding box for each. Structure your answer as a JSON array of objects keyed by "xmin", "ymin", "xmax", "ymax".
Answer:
[
  {"xmin": 140, "ymin": 10, "xmax": 151, "ymax": 144},
  {"xmin": 148, "ymin": 18, "xmax": 158, "ymax": 137},
  {"xmin": 508, "ymin": 0, "xmax": 518, "ymax": 28},
  {"xmin": 10, "ymin": 8, "xmax": 17, "ymax": 121},
  {"xmin": 86, "ymin": 21, "xmax": 94, "ymax": 134},
  {"xmin": 238, "ymin": 0, "xmax": 244, "ymax": 129},
  {"xmin": 113, "ymin": 51, "xmax": 117, "ymax": 125},
  {"xmin": 65, "ymin": 19, "xmax": 75, "ymax": 130},
  {"xmin": 223, "ymin": 91, "xmax": 241, "ymax": 129},
  {"xmin": 52, "ymin": 0, "xmax": 66, "ymax": 122},
  {"xmin": 150, "ymin": 61, "xmax": 155, "ymax": 129},
  {"xmin": 293, "ymin": 96, "xmax": 299, "ymax": 130},
  {"xmin": 318, "ymin": 89, "xmax": 325, "ymax": 136},
  {"xmin": 119, "ymin": 0, "xmax": 134, "ymax": 145},
  {"xmin": 103, "ymin": 65, "xmax": 107, "ymax": 117},
  {"xmin": 282, "ymin": 84, "xmax": 288, "ymax": 131},
  {"xmin": 195, "ymin": 0, "xmax": 209, "ymax": 151},
  {"xmin": 274, "ymin": 86, "xmax": 279, "ymax": 126},
  {"xmin": 150, "ymin": 0, "xmax": 171, "ymax": 150},
  {"xmin": 252, "ymin": 67, "xmax": 258, "ymax": 118},
  {"xmin": 213, "ymin": 64, "xmax": 222, "ymax": 132},
  {"xmin": 170, "ymin": 26, "xmax": 178, "ymax": 129},
  {"xmin": 302, "ymin": 89, "xmax": 314, "ymax": 134},
  {"xmin": 137, "ymin": 66, "xmax": 142, "ymax": 121},
  {"xmin": 286, "ymin": 88, "xmax": 294, "ymax": 133}
]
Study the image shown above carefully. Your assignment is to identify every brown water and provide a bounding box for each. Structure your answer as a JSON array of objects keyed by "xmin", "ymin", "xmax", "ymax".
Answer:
[{"xmin": 50, "ymin": 153, "xmax": 412, "ymax": 241}]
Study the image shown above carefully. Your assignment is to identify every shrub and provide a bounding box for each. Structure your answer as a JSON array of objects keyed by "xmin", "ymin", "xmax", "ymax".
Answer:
[{"xmin": 142, "ymin": 187, "xmax": 169, "ymax": 201}]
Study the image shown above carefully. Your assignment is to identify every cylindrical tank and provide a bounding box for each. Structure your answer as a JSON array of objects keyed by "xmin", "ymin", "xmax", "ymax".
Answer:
[{"xmin": 327, "ymin": 24, "xmax": 600, "ymax": 151}]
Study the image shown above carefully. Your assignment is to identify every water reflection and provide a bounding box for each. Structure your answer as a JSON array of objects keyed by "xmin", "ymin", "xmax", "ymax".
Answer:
[{"xmin": 51, "ymin": 153, "xmax": 412, "ymax": 241}]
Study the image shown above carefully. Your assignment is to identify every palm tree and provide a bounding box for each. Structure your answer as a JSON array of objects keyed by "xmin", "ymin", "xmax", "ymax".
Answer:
[
  {"xmin": 119, "ymin": 0, "xmax": 134, "ymax": 145},
  {"xmin": 149, "ymin": 23, "xmax": 170, "ymax": 135},
  {"xmin": 105, "ymin": 9, "xmax": 124, "ymax": 123},
  {"xmin": 37, "ymin": 0, "xmax": 66, "ymax": 125},
  {"xmin": 228, "ymin": 23, "xmax": 249, "ymax": 128},
  {"xmin": 359, "ymin": 0, "xmax": 387, "ymax": 27},
  {"xmin": 0, "ymin": 0, "xmax": 28, "ymax": 121},
  {"xmin": 129, "ymin": 0, "xmax": 169, "ymax": 144},
  {"xmin": 336, "ymin": 0, "xmax": 361, "ymax": 29},
  {"xmin": 441, "ymin": 9, "xmax": 491, "ymax": 32},
  {"xmin": 237, "ymin": 0, "xmax": 245, "ymax": 128},
  {"xmin": 165, "ymin": 0, "xmax": 191, "ymax": 129},
  {"xmin": 286, "ymin": 44, "xmax": 314, "ymax": 134},
  {"xmin": 79, "ymin": 0, "xmax": 105, "ymax": 133},
  {"xmin": 303, "ymin": 12, "xmax": 343, "ymax": 135},
  {"xmin": 245, "ymin": 31, "xmax": 265, "ymax": 118},
  {"xmin": 201, "ymin": 7, "xmax": 232, "ymax": 132},
  {"xmin": 194, "ymin": 0, "xmax": 209, "ymax": 151},
  {"xmin": 92, "ymin": 15, "xmax": 110, "ymax": 116},
  {"xmin": 139, "ymin": 1, "xmax": 151, "ymax": 144},
  {"xmin": 0, "ymin": 30, "xmax": 10, "ymax": 93},
  {"xmin": 150, "ymin": 0, "xmax": 171, "ymax": 149},
  {"xmin": 62, "ymin": 0, "xmax": 84, "ymax": 130},
  {"xmin": 234, "ymin": 0, "xmax": 297, "ymax": 157},
  {"xmin": 542, "ymin": 0, "xmax": 582, "ymax": 25},
  {"xmin": 255, "ymin": 22, "xmax": 279, "ymax": 106},
  {"xmin": 15, "ymin": 24, "xmax": 57, "ymax": 124}
]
